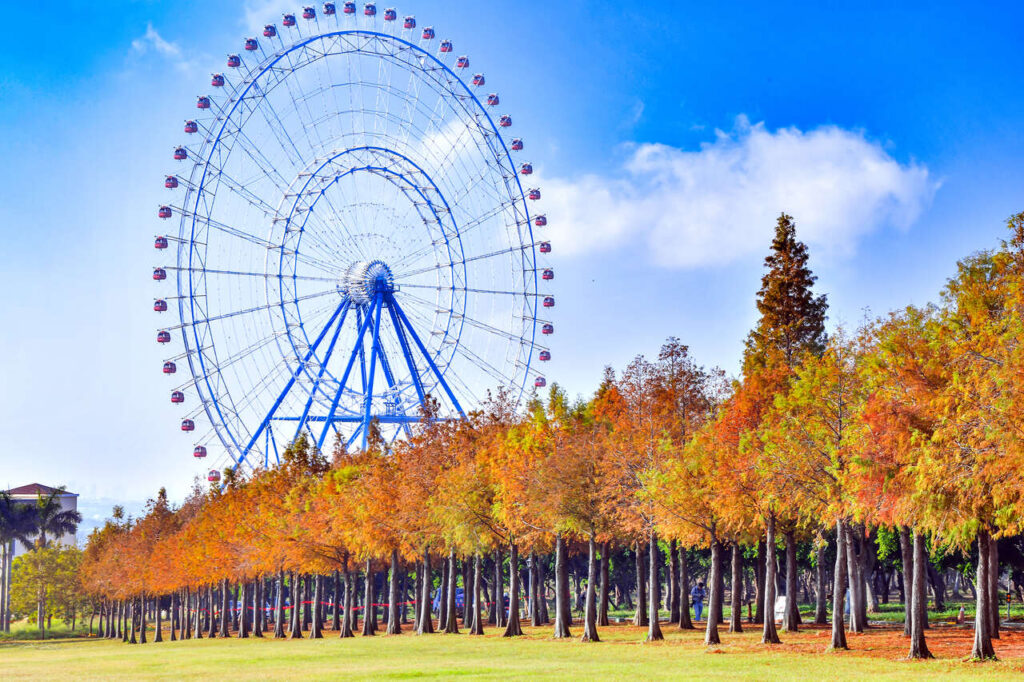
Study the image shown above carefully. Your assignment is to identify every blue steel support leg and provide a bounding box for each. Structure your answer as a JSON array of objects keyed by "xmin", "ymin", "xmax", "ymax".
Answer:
[
  {"xmin": 239, "ymin": 300, "xmax": 347, "ymax": 465},
  {"xmin": 293, "ymin": 299, "xmax": 351, "ymax": 443},
  {"xmin": 268, "ymin": 423, "xmax": 280, "ymax": 465},
  {"xmin": 373, "ymin": 303, "xmax": 413, "ymax": 439},
  {"xmin": 386, "ymin": 299, "xmax": 426, "ymax": 407},
  {"xmin": 389, "ymin": 293, "xmax": 466, "ymax": 417},
  {"xmin": 316, "ymin": 300, "xmax": 378, "ymax": 450},
  {"xmin": 357, "ymin": 307, "xmax": 368, "ymax": 396},
  {"xmin": 360, "ymin": 294, "xmax": 385, "ymax": 450}
]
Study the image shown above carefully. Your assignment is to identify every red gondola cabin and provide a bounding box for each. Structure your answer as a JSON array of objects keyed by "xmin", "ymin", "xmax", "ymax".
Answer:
[
  {"xmin": 227, "ymin": 54, "xmax": 241, "ymax": 68},
  {"xmin": 364, "ymin": 3, "xmax": 376, "ymax": 16},
  {"xmin": 520, "ymin": 162, "xmax": 533, "ymax": 175},
  {"xmin": 154, "ymin": 299, "xmax": 168, "ymax": 312},
  {"xmin": 404, "ymin": 15, "xmax": 415, "ymax": 28},
  {"xmin": 456, "ymin": 55, "xmax": 469, "ymax": 68},
  {"xmin": 197, "ymin": 95, "xmax": 211, "ymax": 109},
  {"xmin": 245, "ymin": 37, "xmax": 259, "ymax": 51},
  {"xmin": 539, "ymin": 350, "xmax": 551, "ymax": 361},
  {"xmin": 194, "ymin": 445, "xmax": 208, "ymax": 458},
  {"xmin": 165, "ymin": 176, "xmax": 178, "ymax": 189},
  {"xmin": 542, "ymin": 269, "xmax": 554, "ymax": 280},
  {"xmin": 184, "ymin": 120, "xmax": 198, "ymax": 134},
  {"xmin": 157, "ymin": 330, "xmax": 171, "ymax": 343},
  {"xmin": 472, "ymin": 73, "xmax": 485, "ymax": 87},
  {"xmin": 384, "ymin": 8, "xmax": 397, "ymax": 21},
  {"xmin": 511, "ymin": 137, "xmax": 523, "ymax": 150},
  {"xmin": 171, "ymin": 391, "xmax": 185, "ymax": 404},
  {"xmin": 263, "ymin": 24, "xmax": 276, "ymax": 37},
  {"xmin": 527, "ymin": 188, "xmax": 540, "ymax": 200},
  {"xmin": 208, "ymin": 470, "xmax": 221, "ymax": 483},
  {"xmin": 344, "ymin": 2, "xmax": 356, "ymax": 14},
  {"xmin": 487, "ymin": 93, "xmax": 499, "ymax": 106},
  {"xmin": 534, "ymin": 214, "xmax": 546, "ymax": 226},
  {"xmin": 303, "ymin": 6, "xmax": 316, "ymax": 19},
  {"xmin": 542, "ymin": 323, "xmax": 554, "ymax": 335},
  {"xmin": 440, "ymin": 40, "xmax": 453, "ymax": 53},
  {"xmin": 153, "ymin": 268, "xmax": 167, "ymax": 281},
  {"xmin": 154, "ymin": 236, "xmax": 169, "ymax": 249},
  {"xmin": 539, "ymin": 241, "xmax": 551, "ymax": 253},
  {"xmin": 163, "ymin": 361, "xmax": 176, "ymax": 374},
  {"xmin": 211, "ymin": 73, "xmax": 225, "ymax": 87},
  {"xmin": 543, "ymin": 296, "xmax": 555, "ymax": 308},
  {"xmin": 422, "ymin": 27, "xmax": 434, "ymax": 39},
  {"xmin": 324, "ymin": 3, "xmax": 337, "ymax": 16},
  {"xmin": 181, "ymin": 419, "xmax": 195, "ymax": 432},
  {"xmin": 282, "ymin": 13, "xmax": 296, "ymax": 26},
  {"xmin": 499, "ymin": 115, "xmax": 512, "ymax": 127},
  {"xmin": 158, "ymin": 206, "xmax": 172, "ymax": 219},
  {"xmin": 173, "ymin": 147, "xmax": 187, "ymax": 160},
  {"xmin": 535, "ymin": 377, "xmax": 547, "ymax": 388}
]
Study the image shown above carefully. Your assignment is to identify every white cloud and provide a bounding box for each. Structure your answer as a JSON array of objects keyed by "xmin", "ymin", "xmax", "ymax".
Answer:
[
  {"xmin": 542, "ymin": 117, "xmax": 939, "ymax": 267},
  {"xmin": 132, "ymin": 23, "xmax": 182, "ymax": 59}
]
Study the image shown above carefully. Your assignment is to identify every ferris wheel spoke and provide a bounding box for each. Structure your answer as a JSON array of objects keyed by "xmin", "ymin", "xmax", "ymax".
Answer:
[
  {"xmin": 167, "ymin": 265, "xmax": 337, "ymax": 284},
  {"xmin": 179, "ymin": 287, "xmax": 339, "ymax": 330},
  {"xmin": 398, "ymin": 282, "xmax": 539, "ymax": 298},
  {"xmin": 395, "ymin": 242, "xmax": 534, "ymax": 279}
]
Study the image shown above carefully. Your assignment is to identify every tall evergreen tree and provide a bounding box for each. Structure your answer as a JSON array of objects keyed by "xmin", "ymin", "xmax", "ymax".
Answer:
[{"xmin": 744, "ymin": 213, "xmax": 828, "ymax": 370}]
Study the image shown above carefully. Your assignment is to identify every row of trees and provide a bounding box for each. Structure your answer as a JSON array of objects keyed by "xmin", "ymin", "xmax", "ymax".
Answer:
[
  {"xmin": 80, "ymin": 212, "xmax": 1024, "ymax": 661},
  {"xmin": 0, "ymin": 488, "xmax": 83, "ymax": 635}
]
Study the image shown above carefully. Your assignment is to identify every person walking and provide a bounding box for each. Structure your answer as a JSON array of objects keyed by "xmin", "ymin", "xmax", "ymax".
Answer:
[{"xmin": 690, "ymin": 581, "xmax": 707, "ymax": 622}]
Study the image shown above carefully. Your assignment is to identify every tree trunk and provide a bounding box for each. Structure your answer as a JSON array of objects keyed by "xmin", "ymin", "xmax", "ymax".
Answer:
[
  {"xmin": 633, "ymin": 540, "xmax": 647, "ymax": 626},
  {"xmin": 754, "ymin": 540, "xmax": 766, "ymax": 625},
  {"xmin": 504, "ymin": 542, "xmax": 524, "ymax": 636},
  {"xmin": 845, "ymin": 525, "xmax": 865, "ymax": 633},
  {"xmin": 237, "ymin": 581, "xmax": 248, "ymax": 638},
  {"xmin": 444, "ymin": 551, "xmax": 459, "ymax": 634},
  {"xmin": 896, "ymin": 526, "xmax": 913, "ymax": 637},
  {"xmin": 647, "ymin": 530, "xmax": 663, "ymax": 641},
  {"xmin": 581, "ymin": 533, "xmax": 600, "ymax": 642},
  {"xmin": 331, "ymin": 571, "xmax": 341, "ymax": 631},
  {"xmin": 387, "ymin": 549, "xmax": 402, "ymax": 635},
  {"xmin": 461, "ymin": 560, "xmax": 472, "ymax": 627},
  {"xmin": 339, "ymin": 568, "xmax": 354, "ymax": 638},
  {"xmin": 815, "ymin": 536, "xmax": 828, "ymax": 625},
  {"xmin": 438, "ymin": 555, "xmax": 449, "ymax": 629},
  {"xmin": 704, "ymin": 539, "xmax": 722, "ymax": 645},
  {"xmin": 598, "ymin": 541, "xmax": 611, "ymax": 627},
  {"xmin": 289, "ymin": 573, "xmax": 303, "ymax": 639},
  {"xmin": 492, "ymin": 548, "xmax": 504, "ymax": 628},
  {"xmin": 417, "ymin": 551, "xmax": 435, "ymax": 635},
  {"xmin": 784, "ymin": 530, "xmax": 799, "ymax": 632},
  {"xmin": 669, "ymin": 539, "xmax": 680, "ymax": 623},
  {"xmin": 678, "ymin": 543, "xmax": 693, "ymax": 629},
  {"xmin": 308, "ymin": 575, "xmax": 322, "ymax": 638},
  {"xmin": 830, "ymin": 520, "xmax": 848, "ymax": 650},
  {"xmin": 470, "ymin": 554, "xmax": 484, "ymax": 635},
  {"xmin": 730, "ymin": 541, "xmax": 743, "ymax": 633},
  {"xmin": 154, "ymin": 595, "xmax": 163, "ymax": 643},
  {"xmin": 554, "ymin": 535, "xmax": 572, "ymax": 638},
  {"xmin": 908, "ymin": 531, "xmax": 933, "ymax": 659},
  {"xmin": 971, "ymin": 529, "xmax": 996, "ymax": 660},
  {"xmin": 362, "ymin": 562, "xmax": 376, "ymax": 636},
  {"xmin": 988, "ymin": 537, "xmax": 1000, "ymax": 640},
  {"xmin": 762, "ymin": 518, "xmax": 781, "ymax": 644},
  {"xmin": 139, "ymin": 596, "xmax": 147, "ymax": 644}
]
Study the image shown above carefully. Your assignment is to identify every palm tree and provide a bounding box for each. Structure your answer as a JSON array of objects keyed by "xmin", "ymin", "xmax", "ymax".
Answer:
[
  {"xmin": 30, "ymin": 488, "xmax": 82, "ymax": 549},
  {"xmin": 0, "ymin": 492, "xmax": 38, "ymax": 632}
]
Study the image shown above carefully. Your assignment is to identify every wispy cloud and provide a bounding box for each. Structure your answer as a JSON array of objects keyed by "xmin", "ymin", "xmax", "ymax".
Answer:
[
  {"xmin": 543, "ymin": 116, "xmax": 939, "ymax": 267},
  {"xmin": 132, "ymin": 23, "xmax": 182, "ymax": 59}
]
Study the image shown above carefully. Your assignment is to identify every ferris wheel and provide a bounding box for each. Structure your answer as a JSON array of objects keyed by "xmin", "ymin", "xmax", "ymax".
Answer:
[{"xmin": 153, "ymin": 3, "xmax": 553, "ymax": 473}]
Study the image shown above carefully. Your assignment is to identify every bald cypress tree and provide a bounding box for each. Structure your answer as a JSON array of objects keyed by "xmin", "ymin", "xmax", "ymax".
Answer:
[
  {"xmin": 743, "ymin": 213, "xmax": 827, "ymax": 644},
  {"xmin": 744, "ymin": 213, "xmax": 828, "ymax": 370}
]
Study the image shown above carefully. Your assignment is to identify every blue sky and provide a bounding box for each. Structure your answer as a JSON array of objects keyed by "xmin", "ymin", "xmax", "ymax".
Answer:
[{"xmin": 1, "ymin": 1, "xmax": 1022, "ymax": 520}]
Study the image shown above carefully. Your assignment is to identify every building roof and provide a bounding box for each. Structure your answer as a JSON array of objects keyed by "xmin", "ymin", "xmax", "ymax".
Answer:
[{"xmin": 5, "ymin": 483, "xmax": 78, "ymax": 497}]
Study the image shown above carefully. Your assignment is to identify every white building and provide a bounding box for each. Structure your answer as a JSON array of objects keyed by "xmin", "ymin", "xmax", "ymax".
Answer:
[{"xmin": 5, "ymin": 483, "xmax": 79, "ymax": 557}]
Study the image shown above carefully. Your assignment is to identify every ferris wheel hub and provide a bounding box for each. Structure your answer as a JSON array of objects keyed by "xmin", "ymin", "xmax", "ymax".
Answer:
[{"xmin": 341, "ymin": 259, "xmax": 395, "ymax": 305}]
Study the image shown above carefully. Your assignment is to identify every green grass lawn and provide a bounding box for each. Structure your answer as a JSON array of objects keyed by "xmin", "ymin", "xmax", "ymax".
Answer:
[{"xmin": 2, "ymin": 622, "xmax": 1023, "ymax": 680}]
